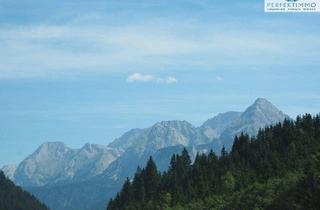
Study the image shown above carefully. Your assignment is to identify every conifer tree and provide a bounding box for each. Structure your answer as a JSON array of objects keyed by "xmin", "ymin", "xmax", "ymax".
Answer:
[
  {"xmin": 144, "ymin": 157, "xmax": 160, "ymax": 201},
  {"xmin": 0, "ymin": 171, "xmax": 49, "ymax": 210}
]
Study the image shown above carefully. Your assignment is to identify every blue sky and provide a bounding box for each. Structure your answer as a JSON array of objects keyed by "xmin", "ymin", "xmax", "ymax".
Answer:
[{"xmin": 0, "ymin": 0, "xmax": 320, "ymax": 167}]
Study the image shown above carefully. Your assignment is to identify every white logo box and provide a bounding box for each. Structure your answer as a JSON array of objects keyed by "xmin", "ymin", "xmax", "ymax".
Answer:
[{"xmin": 265, "ymin": 0, "xmax": 320, "ymax": 12}]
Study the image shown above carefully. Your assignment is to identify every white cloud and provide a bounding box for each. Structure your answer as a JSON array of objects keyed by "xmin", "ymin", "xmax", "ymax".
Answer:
[
  {"xmin": 157, "ymin": 76, "xmax": 178, "ymax": 84},
  {"xmin": 126, "ymin": 73, "xmax": 154, "ymax": 82},
  {"xmin": 216, "ymin": 76, "xmax": 223, "ymax": 81},
  {"xmin": 126, "ymin": 73, "xmax": 177, "ymax": 84},
  {"xmin": 0, "ymin": 17, "xmax": 319, "ymax": 79}
]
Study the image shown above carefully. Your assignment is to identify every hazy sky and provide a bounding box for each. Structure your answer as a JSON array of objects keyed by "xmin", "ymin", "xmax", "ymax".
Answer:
[{"xmin": 0, "ymin": 0, "xmax": 320, "ymax": 167}]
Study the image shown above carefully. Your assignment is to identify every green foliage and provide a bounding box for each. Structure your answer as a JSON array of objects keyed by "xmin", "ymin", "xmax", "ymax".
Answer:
[
  {"xmin": 107, "ymin": 114, "xmax": 320, "ymax": 210},
  {"xmin": 0, "ymin": 171, "xmax": 49, "ymax": 210},
  {"xmin": 221, "ymin": 171, "xmax": 235, "ymax": 193}
]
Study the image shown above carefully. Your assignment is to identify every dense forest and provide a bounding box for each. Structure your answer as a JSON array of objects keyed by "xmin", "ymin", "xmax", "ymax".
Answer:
[
  {"xmin": 107, "ymin": 114, "xmax": 320, "ymax": 210},
  {"xmin": 0, "ymin": 171, "xmax": 49, "ymax": 210}
]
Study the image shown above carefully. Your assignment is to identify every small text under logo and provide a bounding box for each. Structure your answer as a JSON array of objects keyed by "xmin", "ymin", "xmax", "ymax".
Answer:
[{"xmin": 265, "ymin": 0, "xmax": 320, "ymax": 12}]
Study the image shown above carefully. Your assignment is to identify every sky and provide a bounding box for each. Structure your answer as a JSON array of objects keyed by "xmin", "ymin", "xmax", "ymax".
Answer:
[{"xmin": 0, "ymin": 0, "xmax": 320, "ymax": 167}]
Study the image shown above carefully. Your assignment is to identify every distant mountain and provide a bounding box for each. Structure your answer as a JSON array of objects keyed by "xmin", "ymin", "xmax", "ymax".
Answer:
[
  {"xmin": 8, "ymin": 98, "xmax": 289, "ymax": 210},
  {"xmin": 14, "ymin": 142, "xmax": 121, "ymax": 186},
  {"xmin": 1, "ymin": 164, "xmax": 16, "ymax": 180},
  {"xmin": 200, "ymin": 111, "xmax": 242, "ymax": 140},
  {"xmin": 109, "ymin": 120, "xmax": 209, "ymax": 153},
  {"xmin": 228, "ymin": 98, "xmax": 288, "ymax": 136},
  {"xmin": 218, "ymin": 98, "xmax": 288, "ymax": 149},
  {"xmin": 26, "ymin": 175, "xmax": 120, "ymax": 210},
  {"xmin": 0, "ymin": 171, "xmax": 49, "ymax": 210},
  {"xmin": 104, "ymin": 120, "xmax": 209, "ymax": 181}
]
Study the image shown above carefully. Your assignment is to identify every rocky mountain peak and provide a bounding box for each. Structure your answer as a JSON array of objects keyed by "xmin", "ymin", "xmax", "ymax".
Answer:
[
  {"xmin": 36, "ymin": 142, "xmax": 69, "ymax": 154},
  {"xmin": 241, "ymin": 98, "xmax": 287, "ymax": 124},
  {"xmin": 153, "ymin": 120, "xmax": 191, "ymax": 128},
  {"xmin": 217, "ymin": 98, "xmax": 288, "ymax": 150},
  {"xmin": 150, "ymin": 120, "xmax": 195, "ymax": 136},
  {"xmin": 248, "ymin": 98, "xmax": 278, "ymax": 112},
  {"xmin": 253, "ymin": 97, "xmax": 272, "ymax": 106}
]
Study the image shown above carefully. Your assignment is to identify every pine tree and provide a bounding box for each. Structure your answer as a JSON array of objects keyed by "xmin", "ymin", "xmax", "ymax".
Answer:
[
  {"xmin": 0, "ymin": 171, "xmax": 49, "ymax": 210},
  {"xmin": 132, "ymin": 167, "xmax": 145, "ymax": 203},
  {"xmin": 144, "ymin": 157, "xmax": 160, "ymax": 201}
]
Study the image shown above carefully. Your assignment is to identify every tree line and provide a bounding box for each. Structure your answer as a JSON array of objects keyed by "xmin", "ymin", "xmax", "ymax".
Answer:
[
  {"xmin": 107, "ymin": 114, "xmax": 320, "ymax": 210},
  {"xmin": 0, "ymin": 170, "xmax": 49, "ymax": 210}
]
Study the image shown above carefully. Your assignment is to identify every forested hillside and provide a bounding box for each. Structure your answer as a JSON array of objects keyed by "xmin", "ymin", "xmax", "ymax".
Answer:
[
  {"xmin": 0, "ymin": 171, "xmax": 49, "ymax": 210},
  {"xmin": 107, "ymin": 114, "xmax": 320, "ymax": 210}
]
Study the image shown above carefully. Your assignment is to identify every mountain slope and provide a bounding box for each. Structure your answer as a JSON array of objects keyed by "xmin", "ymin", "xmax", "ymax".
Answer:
[
  {"xmin": 218, "ymin": 98, "xmax": 288, "ymax": 149},
  {"xmin": 14, "ymin": 142, "xmax": 74, "ymax": 186},
  {"xmin": 200, "ymin": 111, "xmax": 242, "ymax": 140},
  {"xmin": 26, "ymin": 175, "xmax": 120, "ymax": 210},
  {"xmin": 14, "ymin": 142, "xmax": 121, "ymax": 187},
  {"xmin": 1, "ymin": 164, "xmax": 17, "ymax": 180},
  {"xmin": 0, "ymin": 171, "xmax": 49, "ymax": 210},
  {"xmin": 104, "ymin": 120, "xmax": 209, "ymax": 181},
  {"xmin": 109, "ymin": 120, "xmax": 209, "ymax": 153}
]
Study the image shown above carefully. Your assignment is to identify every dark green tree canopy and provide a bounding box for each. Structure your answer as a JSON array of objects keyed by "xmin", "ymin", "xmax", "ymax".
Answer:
[{"xmin": 0, "ymin": 171, "xmax": 49, "ymax": 210}]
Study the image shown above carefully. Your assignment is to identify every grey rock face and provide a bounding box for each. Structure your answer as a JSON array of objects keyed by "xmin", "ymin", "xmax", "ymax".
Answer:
[
  {"xmin": 200, "ymin": 111, "xmax": 242, "ymax": 140},
  {"xmin": 238, "ymin": 98, "xmax": 288, "ymax": 134},
  {"xmin": 218, "ymin": 98, "xmax": 288, "ymax": 149},
  {"xmin": 63, "ymin": 143, "xmax": 121, "ymax": 182},
  {"xmin": 14, "ymin": 142, "xmax": 121, "ymax": 187},
  {"xmin": 109, "ymin": 120, "xmax": 209, "ymax": 154},
  {"xmin": 201, "ymin": 98, "xmax": 287, "ymax": 140},
  {"xmin": 14, "ymin": 142, "xmax": 73, "ymax": 186},
  {"xmin": 103, "ymin": 120, "xmax": 209, "ymax": 183}
]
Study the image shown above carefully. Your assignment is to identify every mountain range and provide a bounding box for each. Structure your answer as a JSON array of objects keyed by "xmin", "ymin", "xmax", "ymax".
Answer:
[
  {"xmin": 1, "ymin": 98, "xmax": 288, "ymax": 210},
  {"xmin": 13, "ymin": 142, "xmax": 121, "ymax": 187}
]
